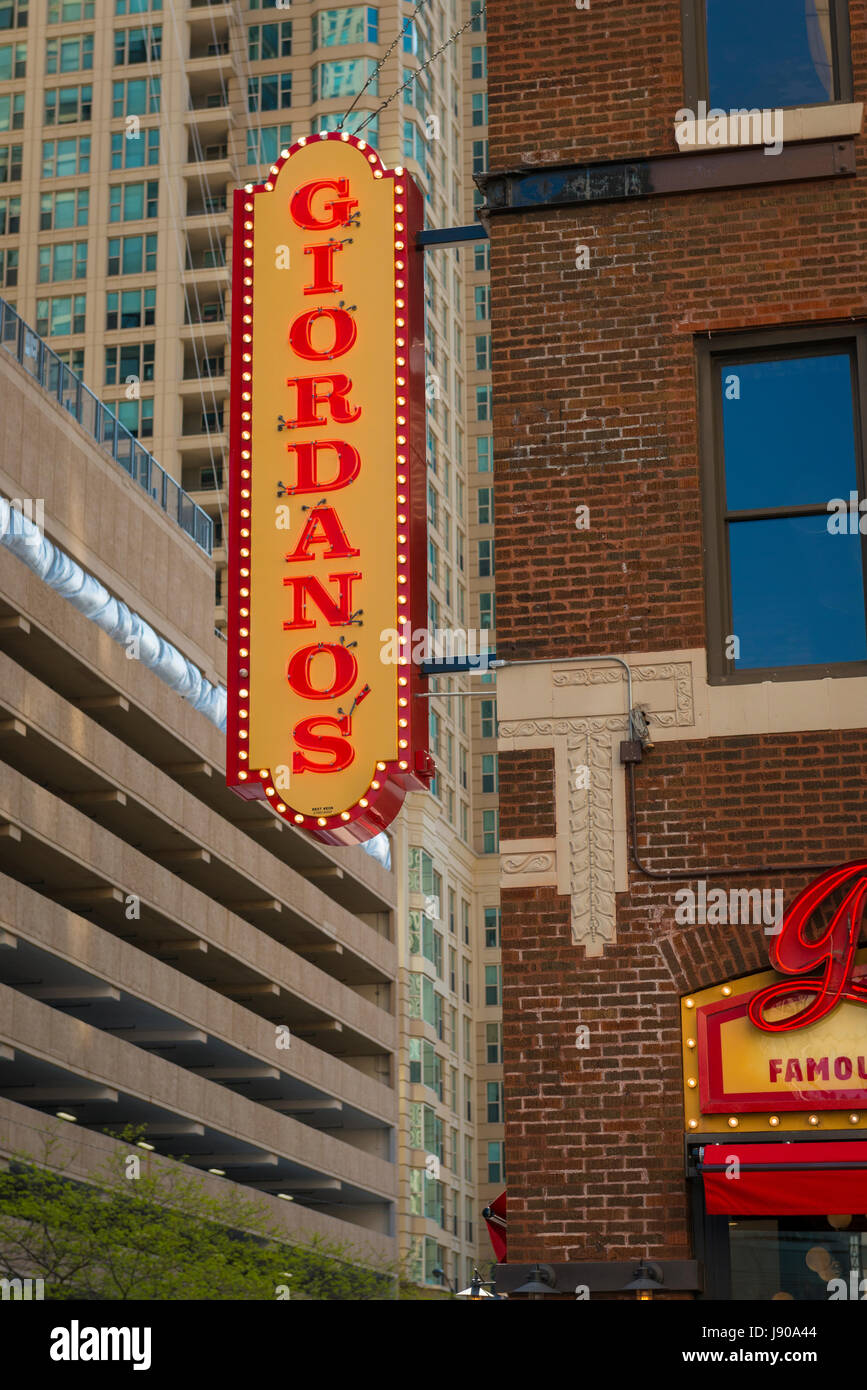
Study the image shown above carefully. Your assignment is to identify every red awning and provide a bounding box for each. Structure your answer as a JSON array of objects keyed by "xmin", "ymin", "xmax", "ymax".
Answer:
[
  {"xmin": 701, "ymin": 1142, "xmax": 867, "ymax": 1215},
  {"xmin": 483, "ymin": 1190, "xmax": 506, "ymax": 1261}
]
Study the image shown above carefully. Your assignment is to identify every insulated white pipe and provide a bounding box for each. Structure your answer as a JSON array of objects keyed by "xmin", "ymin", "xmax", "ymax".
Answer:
[{"xmin": 0, "ymin": 495, "xmax": 227, "ymax": 730}]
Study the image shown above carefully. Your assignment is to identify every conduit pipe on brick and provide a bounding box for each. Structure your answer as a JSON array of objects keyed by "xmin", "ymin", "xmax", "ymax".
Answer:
[
  {"xmin": 491, "ymin": 652, "xmax": 635, "ymax": 734},
  {"xmin": 0, "ymin": 495, "xmax": 228, "ymax": 730},
  {"xmin": 625, "ymin": 761, "xmax": 837, "ymax": 883},
  {"xmin": 0, "ymin": 496, "xmax": 392, "ymax": 869},
  {"xmin": 495, "ymin": 652, "xmax": 840, "ymax": 882}
]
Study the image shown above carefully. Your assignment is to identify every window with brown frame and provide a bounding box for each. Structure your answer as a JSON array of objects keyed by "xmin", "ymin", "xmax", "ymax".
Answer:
[
  {"xmin": 697, "ymin": 324, "xmax": 867, "ymax": 684},
  {"xmin": 681, "ymin": 0, "xmax": 853, "ymax": 111}
]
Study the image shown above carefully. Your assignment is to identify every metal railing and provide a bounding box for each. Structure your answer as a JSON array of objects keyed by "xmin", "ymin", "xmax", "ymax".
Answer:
[
  {"xmin": 184, "ymin": 256, "xmax": 227, "ymax": 271},
  {"xmin": 0, "ymin": 297, "xmax": 212, "ymax": 556},
  {"xmin": 187, "ymin": 196, "xmax": 228, "ymax": 217},
  {"xmin": 187, "ymin": 91, "xmax": 230, "ymax": 111}
]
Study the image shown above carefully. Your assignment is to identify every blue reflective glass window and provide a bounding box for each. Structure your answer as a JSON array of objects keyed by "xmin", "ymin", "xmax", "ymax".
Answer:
[
  {"xmin": 729, "ymin": 516, "xmax": 867, "ymax": 668},
  {"xmin": 716, "ymin": 346, "xmax": 867, "ymax": 672},
  {"xmin": 705, "ymin": 0, "xmax": 836, "ymax": 109},
  {"xmin": 722, "ymin": 355, "xmax": 856, "ymax": 511}
]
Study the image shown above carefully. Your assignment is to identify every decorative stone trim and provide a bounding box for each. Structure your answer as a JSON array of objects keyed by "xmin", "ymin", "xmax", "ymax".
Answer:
[
  {"xmin": 566, "ymin": 730, "xmax": 617, "ymax": 957},
  {"xmin": 497, "ymin": 648, "xmax": 867, "ymax": 955},
  {"xmin": 497, "ymin": 655, "xmax": 699, "ymax": 957},
  {"xmin": 550, "ymin": 660, "xmax": 696, "ymax": 729},
  {"xmin": 499, "ymin": 838, "xmax": 557, "ymax": 888}
]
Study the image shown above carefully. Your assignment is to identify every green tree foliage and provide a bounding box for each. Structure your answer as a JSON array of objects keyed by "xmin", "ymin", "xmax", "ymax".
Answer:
[{"xmin": 0, "ymin": 1129, "xmax": 429, "ymax": 1300}]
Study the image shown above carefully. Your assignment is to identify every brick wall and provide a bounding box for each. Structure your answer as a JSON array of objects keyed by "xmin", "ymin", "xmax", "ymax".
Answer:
[
  {"xmin": 501, "ymin": 733, "xmax": 867, "ymax": 1263},
  {"xmin": 490, "ymin": 174, "xmax": 867, "ymax": 663},
  {"xmin": 498, "ymin": 748, "xmax": 555, "ymax": 840},
  {"xmin": 487, "ymin": 0, "xmax": 867, "ymax": 168},
  {"xmin": 487, "ymin": 2, "xmax": 867, "ymax": 664},
  {"xmin": 488, "ymin": 0, "xmax": 867, "ymax": 1277}
]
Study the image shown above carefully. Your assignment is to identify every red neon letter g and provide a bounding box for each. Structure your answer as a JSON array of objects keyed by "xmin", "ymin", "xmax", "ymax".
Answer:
[{"xmin": 290, "ymin": 178, "xmax": 358, "ymax": 231}]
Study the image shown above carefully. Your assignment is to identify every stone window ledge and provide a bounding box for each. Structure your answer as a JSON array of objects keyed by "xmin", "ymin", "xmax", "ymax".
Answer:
[{"xmin": 673, "ymin": 101, "xmax": 863, "ymax": 154}]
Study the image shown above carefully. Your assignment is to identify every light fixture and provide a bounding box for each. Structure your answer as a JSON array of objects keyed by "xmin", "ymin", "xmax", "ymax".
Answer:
[
  {"xmin": 208, "ymin": 1167, "xmax": 225, "ymax": 1176},
  {"xmin": 137, "ymin": 1141, "xmax": 155, "ymax": 1151},
  {"xmin": 56, "ymin": 1111, "xmax": 77, "ymax": 1123},
  {"xmin": 623, "ymin": 1260, "xmax": 664, "ymax": 1301},
  {"xmin": 277, "ymin": 1193, "xmax": 294, "ymax": 1202},
  {"xmin": 455, "ymin": 1268, "xmax": 496, "ymax": 1298},
  {"xmin": 513, "ymin": 1263, "xmax": 556, "ymax": 1299},
  {"xmin": 805, "ymin": 1246, "xmax": 837, "ymax": 1282},
  {"xmin": 827, "ymin": 1214, "xmax": 852, "ymax": 1230}
]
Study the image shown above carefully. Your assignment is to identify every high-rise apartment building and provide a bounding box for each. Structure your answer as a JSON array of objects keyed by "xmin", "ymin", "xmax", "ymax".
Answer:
[
  {"xmin": 0, "ymin": 0, "xmax": 498, "ymax": 1292},
  {"xmin": 390, "ymin": 0, "xmax": 501, "ymax": 1293}
]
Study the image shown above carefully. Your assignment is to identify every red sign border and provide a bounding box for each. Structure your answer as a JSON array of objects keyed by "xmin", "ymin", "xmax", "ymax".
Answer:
[
  {"xmin": 225, "ymin": 132, "xmax": 432, "ymax": 845},
  {"xmin": 697, "ymin": 980, "xmax": 867, "ymax": 1113}
]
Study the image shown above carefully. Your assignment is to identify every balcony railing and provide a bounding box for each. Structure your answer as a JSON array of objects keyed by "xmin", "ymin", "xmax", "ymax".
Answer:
[
  {"xmin": 183, "ymin": 355, "xmax": 225, "ymax": 379},
  {"xmin": 185, "ymin": 256, "xmax": 227, "ymax": 272},
  {"xmin": 0, "ymin": 297, "xmax": 212, "ymax": 556},
  {"xmin": 191, "ymin": 144, "xmax": 228, "ymax": 162},
  {"xmin": 187, "ymin": 196, "xmax": 228, "ymax": 217},
  {"xmin": 193, "ymin": 465, "xmax": 224, "ymax": 490},
  {"xmin": 188, "ymin": 91, "xmax": 229, "ymax": 111},
  {"xmin": 182, "ymin": 411, "xmax": 224, "ymax": 435},
  {"xmin": 184, "ymin": 300, "xmax": 225, "ymax": 325},
  {"xmin": 190, "ymin": 40, "xmax": 229, "ymax": 58}
]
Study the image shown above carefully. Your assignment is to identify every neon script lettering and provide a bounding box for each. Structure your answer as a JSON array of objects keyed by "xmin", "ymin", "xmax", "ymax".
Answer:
[{"xmin": 749, "ymin": 862, "xmax": 867, "ymax": 1032}]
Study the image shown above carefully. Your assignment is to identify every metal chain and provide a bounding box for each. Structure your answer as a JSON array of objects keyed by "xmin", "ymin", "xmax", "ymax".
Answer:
[
  {"xmin": 340, "ymin": 0, "xmax": 435, "ymax": 128},
  {"xmin": 353, "ymin": 3, "xmax": 488, "ymax": 136}
]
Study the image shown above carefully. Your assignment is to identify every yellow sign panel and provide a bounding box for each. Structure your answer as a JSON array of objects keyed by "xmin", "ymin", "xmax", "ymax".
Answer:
[
  {"xmin": 682, "ymin": 952, "xmax": 867, "ymax": 1134},
  {"xmin": 226, "ymin": 134, "xmax": 431, "ymax": 844}
]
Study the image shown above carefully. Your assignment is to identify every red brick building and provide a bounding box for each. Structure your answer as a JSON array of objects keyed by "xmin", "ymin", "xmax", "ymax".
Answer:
[{"xmin": 480, "ymin": 0, "xmax": 867, "ymax": 1300}]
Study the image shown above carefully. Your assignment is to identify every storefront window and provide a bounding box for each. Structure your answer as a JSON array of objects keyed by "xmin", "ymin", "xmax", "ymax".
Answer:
[{"xmin": 729, "ymin": 1217, "xmax": 867, "ymax": 1301}]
